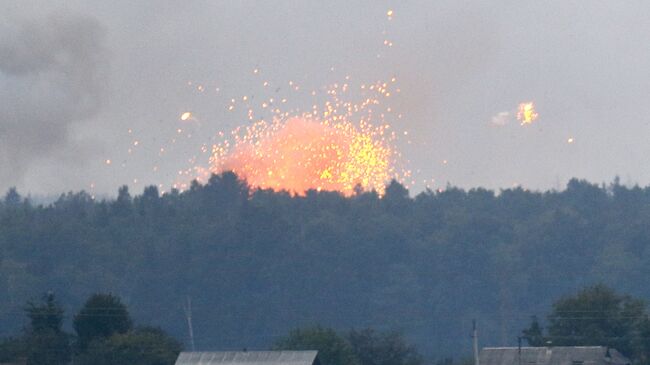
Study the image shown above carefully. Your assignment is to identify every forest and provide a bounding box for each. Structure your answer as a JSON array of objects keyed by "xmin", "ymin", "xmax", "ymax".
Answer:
[{"xmin": 2, "ymin": 172, "xmax": 650, "ymax": 360}]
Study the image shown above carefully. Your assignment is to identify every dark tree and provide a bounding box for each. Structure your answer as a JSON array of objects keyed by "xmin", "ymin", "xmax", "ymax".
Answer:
[
  {"xmin": 522, "ymin": 316, "xmax": 545, "ymax": 346},
  {"xmin": 25, "ymin": 293, "xmax": 65, "ymax": 333},
  {"xmin": 73, "ymin": 293, "xmax": 133, "ymax": 350},
  {"xmin": 274, "ymin": 326, "xmax": 359, "ymax": 365},
  {"xmin": 383, "ymin": 180, "xmax": 410, "ymax": 212},
  {"xmin": 347, "ymin": 328, "xmax": 423, "ymax": 365},
  {"xmin": 525, "ymin": 284, "xmax": 649, "ymax": 362},
  {"xmin": 4, "ymin": 187, "xmax": 21, "ymax": 206},
  {"xmin": 24, "ymin": 293, "xmax": 71, "ymax": 365},
  {"xmin": 76, "ymin": 327, "xmax": 182, "ymax": 365},
  {"xmin": 547, "ymin": 284, "xmax": 645, "ymax": 355}
]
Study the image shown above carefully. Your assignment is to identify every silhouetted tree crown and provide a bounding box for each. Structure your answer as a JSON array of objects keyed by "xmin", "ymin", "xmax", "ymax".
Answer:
[
  {"xmin": 73, "ymin": 293, "xmax": 133, "ymax": 350},
  {"xmin": 26, "ymin": 293, "xmax": 65, "ymax": 334},
  {"xmin": 348, "ymin": 328, "xmax": 423, "ymax": 365},
  {"xmin": 523, "ymin": 284, "xmax": 650, "ymax": 363},
  {"xmin": 76, "ymin": 326, "xmax": 182, "ymax": 365},
  {"xmin": 521, "ymin": 316, "xmax": 544, "ymax": 347},
  {"xmin": 24, "ymin": 293, "xmax": 71, "ymax": 365},
  {"xmin": 274, "ymin": 326, "xmax": 359, "ymax": 365}
]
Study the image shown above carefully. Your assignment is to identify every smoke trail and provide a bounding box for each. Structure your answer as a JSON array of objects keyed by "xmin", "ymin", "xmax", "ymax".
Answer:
[
  {"xmin": 491, "ymin": 111, "xmax": 511, "ymax": 126},
  {"xmin": 0, "ymin": 13, "xmax": 108, "ymax": 188}
]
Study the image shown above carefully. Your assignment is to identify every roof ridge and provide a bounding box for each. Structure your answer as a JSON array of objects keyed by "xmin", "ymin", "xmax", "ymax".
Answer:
[
  {"xmin": 482, "ymin": 346, "xmax": 607, "ymax": 349},
  {"xmin": 175, "ymin": 350, "xmax": 320, "ymax": 365}
]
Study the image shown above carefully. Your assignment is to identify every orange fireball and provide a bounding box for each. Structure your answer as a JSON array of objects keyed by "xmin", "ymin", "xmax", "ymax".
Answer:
[{"xmin": 209, "ymin": 116, "xmax": 394, "ymax": 196}]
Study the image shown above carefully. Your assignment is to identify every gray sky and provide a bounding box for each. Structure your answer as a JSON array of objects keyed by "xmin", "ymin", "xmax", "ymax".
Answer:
[{"xmin": 2, "ymin": 0, "xmax": 650, "ymax": 196}]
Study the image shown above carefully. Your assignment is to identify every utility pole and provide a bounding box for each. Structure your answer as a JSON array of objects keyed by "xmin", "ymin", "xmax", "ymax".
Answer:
[
  {"xmin": 184, "ymin": 296, "xmax": 196, "ymax": 351},
  {"xmin": 473, "ymin": 320, "xmax": 480, "ymax": 365}
]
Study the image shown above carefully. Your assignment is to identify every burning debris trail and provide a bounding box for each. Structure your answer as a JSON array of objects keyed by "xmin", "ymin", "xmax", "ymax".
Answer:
[{"xmin": 491, "ymin": 102, "xmax": 540, "ymax": 127}]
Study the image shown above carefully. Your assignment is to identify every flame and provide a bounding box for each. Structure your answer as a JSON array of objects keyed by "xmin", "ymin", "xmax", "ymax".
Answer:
[
  {"xmin": 209, "ymin": 116, "xmax": 394, "ymax": 196},
  {"xmin": 517, "ymin": 102, "xmax": 538, "ymax": 125}
]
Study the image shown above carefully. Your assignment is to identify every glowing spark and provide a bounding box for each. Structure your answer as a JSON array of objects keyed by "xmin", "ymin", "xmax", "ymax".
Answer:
[
  {"xmin": 105, "ymin": 159, "xmax": 111, "ymax": 165},
  {"xmin": 567, "ymin": 137, "xmax": 574, "ymax": 143},
  {"xmin": 180, "ymin": 112, "xmax": 192, "ymax": 121},
  {"xmin": 517, "ymin": 102, "xmax": 538, "ymax": 125}
]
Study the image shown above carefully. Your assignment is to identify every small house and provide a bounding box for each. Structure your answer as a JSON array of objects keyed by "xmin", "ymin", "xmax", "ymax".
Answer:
[{"xmin": 479, "ymin": 346, "xmax": 630, "ymax": 365}]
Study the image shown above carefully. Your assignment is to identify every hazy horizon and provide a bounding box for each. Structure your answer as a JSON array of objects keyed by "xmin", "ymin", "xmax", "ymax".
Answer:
[{"xmin": 3, "ymin": 1, "xmax": 650, "ymax": 196}]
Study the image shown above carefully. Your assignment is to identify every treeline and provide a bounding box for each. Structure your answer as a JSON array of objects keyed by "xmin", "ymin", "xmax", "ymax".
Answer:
[
  {"xmin": 0, "ymin": 293, "xmax": 181, "ymax": 365},
  {"xmin": 2, "ymin": 173, "xmax": 650, "ymax": 359}
]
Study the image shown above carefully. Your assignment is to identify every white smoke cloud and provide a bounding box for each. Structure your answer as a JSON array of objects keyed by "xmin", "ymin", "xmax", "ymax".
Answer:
[
  {"xmin": 490, "ymin": 111, "xmax": 511, "ymax": 126},
  {"xmin": 0, "ymin": 13, "xmax": 108, "ymax": 188}
]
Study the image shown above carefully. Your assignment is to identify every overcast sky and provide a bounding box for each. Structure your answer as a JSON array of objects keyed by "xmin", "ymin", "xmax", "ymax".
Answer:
[{"xmin": 2, "ymin": 1, "xmax": 650, "ymax": 196}]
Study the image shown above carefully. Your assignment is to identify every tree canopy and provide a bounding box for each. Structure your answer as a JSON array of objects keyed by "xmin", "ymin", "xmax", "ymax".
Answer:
[
  {"xmin": 0, "ymin": 292, "xmax": 179, "ymax": 365},
  {"xmin": 24, "ymin": 293, "xmax": 71, "ymax": 365},
  {"xmin": 274, "ymin": 326, "xmax": 359, "ymax": 365},
  {"xmin": 73, "ymin": 293, "xmax": 133, "ymax": 350},
  {"xmin": 3, "ymin": 175, "xmax": 650, "ymax": 359},
  {"xmin": 348, "ymin": 328, "xmax": 422, "ymax": 365},
  {"xmin": 523, "ymin": 284, "xmax": 650, "ymax": 363},
  {"xmin": 274, "ymin": 326, "xmax": 422, "ymax": 365},
  {"xmin": 76, "ymin": 327, "xmax": 182, "ymax": 365}
]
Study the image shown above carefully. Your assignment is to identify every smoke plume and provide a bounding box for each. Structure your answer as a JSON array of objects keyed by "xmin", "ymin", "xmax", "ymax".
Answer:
[{"xmin": 0, "ymin": 13, "xmax": 107, "ymax": 188}]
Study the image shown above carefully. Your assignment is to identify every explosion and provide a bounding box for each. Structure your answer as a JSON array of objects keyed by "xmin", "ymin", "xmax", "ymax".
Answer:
[
  {"xmin": 106, "ymin": 6, "xmax": 410, "ymax": 197},
  {"xmin": 209, "ymin": 114, "xmax": 396, "ymax": 196},
  {"xmin": 517, "ymin": 102, "xmax": 538, "ymax": 125}
]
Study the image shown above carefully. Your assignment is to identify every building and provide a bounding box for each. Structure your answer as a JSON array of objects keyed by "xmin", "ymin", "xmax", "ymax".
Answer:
[
  {"xmin": 479, "ymin": 347, "xmax": 631, "ymax": 365},
  {"xmin": 175, "ymin": 350, "xmax": 320, "ymax": 365}
]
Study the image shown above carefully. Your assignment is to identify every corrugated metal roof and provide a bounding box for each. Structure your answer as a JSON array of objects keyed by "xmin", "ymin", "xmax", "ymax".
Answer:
[
  {"xmin": 175, "ymin": 351, "xmax": 319, "ymax": 365},
  {"xmin": 479, "ymin": 347, "xmax": 630, "ymax": 365}
]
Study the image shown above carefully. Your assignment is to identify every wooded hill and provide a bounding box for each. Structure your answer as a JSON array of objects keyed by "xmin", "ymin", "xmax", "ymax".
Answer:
[{"xmin": 2, "ymin": 173, "xmax": 649, "ymax": 358}]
